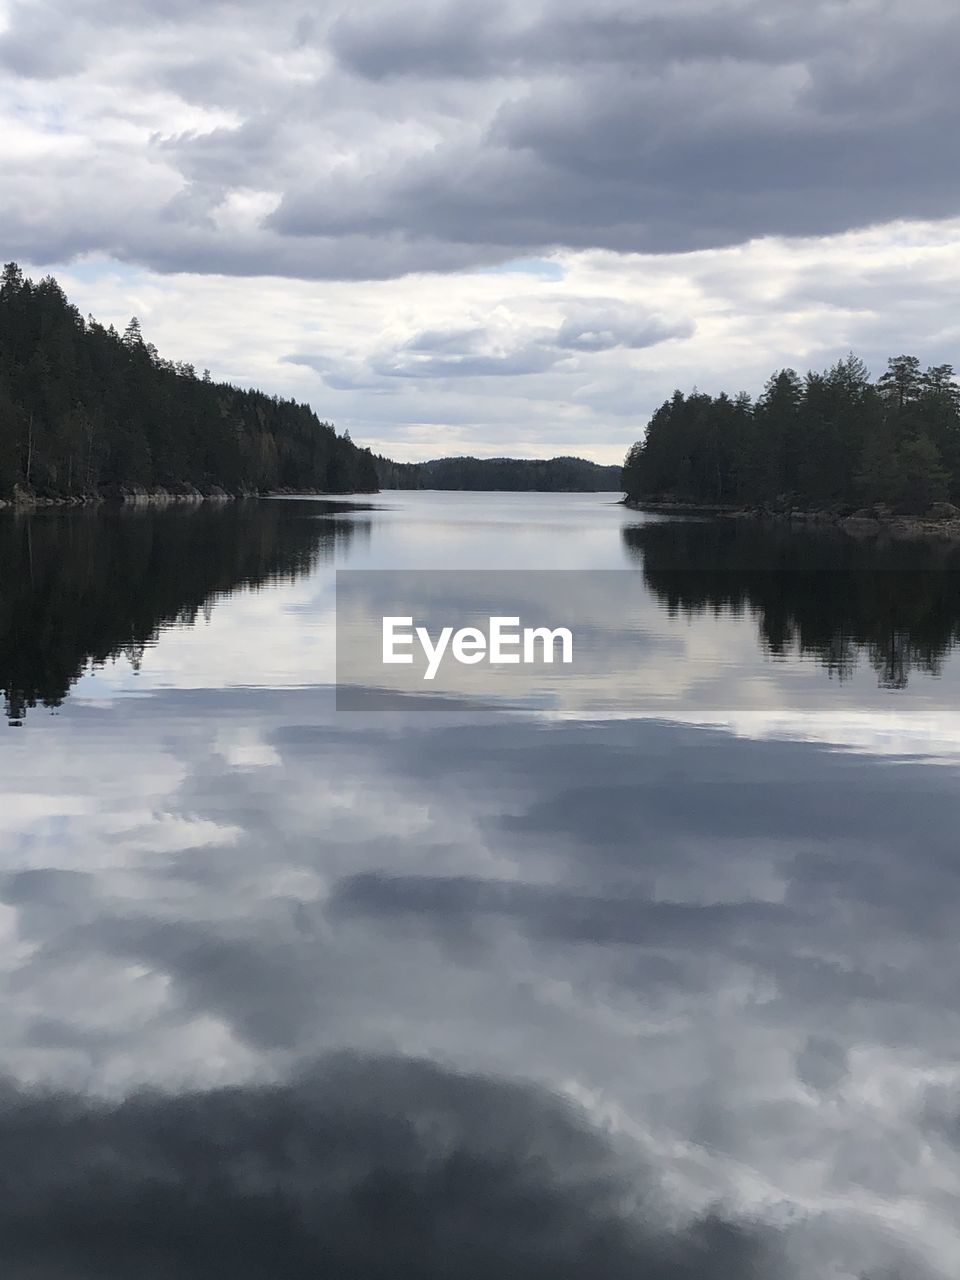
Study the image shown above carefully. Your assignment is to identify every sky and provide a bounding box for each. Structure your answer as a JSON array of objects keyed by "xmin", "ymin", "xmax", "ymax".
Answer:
[{"xmin": 3, "ymin": 0, "xmax": 960, "ymax": 463}]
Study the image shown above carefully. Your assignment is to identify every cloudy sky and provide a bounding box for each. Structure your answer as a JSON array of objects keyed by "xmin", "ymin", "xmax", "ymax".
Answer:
[{"xmin": 3, "ymin": 0, "xmax": 960, "ymax": 462}]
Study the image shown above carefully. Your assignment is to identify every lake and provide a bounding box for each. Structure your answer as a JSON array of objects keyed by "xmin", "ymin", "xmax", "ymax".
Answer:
[{"xmin": 2, "ymin": 491, "xmax": 959, "ymax": 1278}]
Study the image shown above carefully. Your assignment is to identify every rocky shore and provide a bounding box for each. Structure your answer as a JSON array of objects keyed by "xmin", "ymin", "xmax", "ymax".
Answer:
[
  {"xmin": 0, "ymin": 483, "xmax": 376, "ymax": 510},
  {"xmin": 623, "ymin": 497, "xmax": 960, "ymax": 541}
]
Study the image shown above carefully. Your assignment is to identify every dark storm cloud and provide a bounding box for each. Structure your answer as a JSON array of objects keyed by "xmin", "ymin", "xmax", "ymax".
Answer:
[
  {"xmin": 0, "ymin": 1053, "xmax": 778, "ymax": 1280},
  {"xmin": 795, "ymin": 1035, "xmax": 849, "ymax": 1094},
  {"xmin": 2, "ymin": 0, "xmax": 959, "ymax": 277},
  {"xmin": 328, "ymin": 0, "xmax": 509, "ymax": 81},
  {"xmin": 327, "ymin": 3, "xmax": 826, "ymax": 81},
  {"xmin": 0, "ymin": 28, "xmax": 80, "ymax": 79},
  {"xmin": 157, "ymin": 116, "xmax": 285, "ymax": 190},
  {"xmin": 269, "ymin": 0, "xmax": 960, "ymax": 264}
]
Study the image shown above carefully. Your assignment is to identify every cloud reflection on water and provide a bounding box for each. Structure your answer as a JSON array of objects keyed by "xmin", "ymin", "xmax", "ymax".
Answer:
[{"xmin": 2, "ymin": 494, "xmax": 960, "ymax": 1276}]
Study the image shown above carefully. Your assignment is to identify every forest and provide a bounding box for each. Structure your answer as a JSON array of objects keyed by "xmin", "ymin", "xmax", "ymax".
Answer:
[
  {"xmin": 0, "ymin": 263, "xmax": 379, "ymax": 501},
  {"xmin": 375, "ymin": 454, "xmax": 621, "ymax": 491},
  {"xmin": 622, "ymin": 355, "xmax": 960, "ymax": 514}
]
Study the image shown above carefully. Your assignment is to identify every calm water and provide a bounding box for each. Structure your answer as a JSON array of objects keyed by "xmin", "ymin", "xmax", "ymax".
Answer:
[{"xmin": 2, "ymin": 492, "xmax": 960, "ymax": 1278}]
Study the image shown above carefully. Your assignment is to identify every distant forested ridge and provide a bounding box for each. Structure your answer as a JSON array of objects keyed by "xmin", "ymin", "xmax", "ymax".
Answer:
[
  {"xmin": 0, "ymin": 263, "xmax": 378, "ymax": 501},
  {"xmin": 374, "ymin": 454, "xmax": 621, "ymax": 491},
  {"xmin": 622, "ymin": 356, "xmax": 960, "ymax": 514}
]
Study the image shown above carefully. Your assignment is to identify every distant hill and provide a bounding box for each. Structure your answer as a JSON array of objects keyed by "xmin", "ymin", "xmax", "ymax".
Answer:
[
  {"xmin": 0, "ymin": 263, "xmax": 379, "ymax": 502},
  {"xmin": 374, "ymin": 454, "xmax": 622, "ymax": 491}
]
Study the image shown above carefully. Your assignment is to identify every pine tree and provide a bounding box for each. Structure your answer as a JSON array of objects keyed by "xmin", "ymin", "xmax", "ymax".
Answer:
[
  {"xmin": 0, "ymin": 265, "xmax": 379, "ymax": 500},
  {"xmin": 623, "ymin": 353, "xmax": 960, "ymax": 514},
  {"xmin": 122, "ymin": 317, "xmax": 144, "ymax": 348},
  {"xmin": 878, "ymin": 355, "xmax": 923, "ymax": 410}
]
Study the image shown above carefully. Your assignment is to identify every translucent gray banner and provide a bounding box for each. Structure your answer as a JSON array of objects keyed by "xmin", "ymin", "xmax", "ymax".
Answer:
[{"xmin": 336, "ymin": 570, "xmax": 666, "ymax": 713}]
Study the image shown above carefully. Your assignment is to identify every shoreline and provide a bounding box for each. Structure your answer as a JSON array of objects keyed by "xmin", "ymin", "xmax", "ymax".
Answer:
[
  {"xmin": 0, "ymin": 484, "xmax": 379, "ymax": 510},
  {"xmin": 622, "ymin": 497, "xmax": 960, "ymax": 541}
]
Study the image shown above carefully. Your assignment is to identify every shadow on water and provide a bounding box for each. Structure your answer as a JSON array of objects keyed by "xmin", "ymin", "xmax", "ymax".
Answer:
[
  {"xmin": 623, "ymin": 518, "xmax": 960, "ymax": 688},
  {"xmin": 0, "ymin": 499, "xmax": 367, "ymax": 724}
]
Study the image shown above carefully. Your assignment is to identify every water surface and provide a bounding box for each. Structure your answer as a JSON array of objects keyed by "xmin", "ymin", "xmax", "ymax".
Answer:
[{"xmin": 2, "ymin": 492, "xmax": 959, "ymax": 1278}]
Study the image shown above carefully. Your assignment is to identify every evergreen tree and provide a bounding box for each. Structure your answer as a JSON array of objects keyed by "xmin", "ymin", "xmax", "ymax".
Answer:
[
  {"xmin": 622, "ymin": 353, "xmax": 960, "ymax": 515},
  {"xmin": 122, "ymin": 317, "xmax": 144, "ymax": 348},
  {"xmin": 878, "ymin": 355, "xmax": 923, "ymax": 410},
  {"xmin": 0, "ymin": 265, "xmax": 378, "ymax": 500}
]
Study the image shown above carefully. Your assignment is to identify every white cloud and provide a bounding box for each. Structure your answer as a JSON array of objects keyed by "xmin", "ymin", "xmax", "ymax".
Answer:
[
  {"xmin": 26, "ymin": 214, "xmax": 960, "ymax": 461},
  {"xmin": 3, "ymin": 0, "xmax": 959, "ymax": 457}
]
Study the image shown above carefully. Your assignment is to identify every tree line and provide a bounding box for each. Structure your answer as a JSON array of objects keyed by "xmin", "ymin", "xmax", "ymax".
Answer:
[
  {"xmin": 374, "ymin": 454, "xmax": 621, "ymax": 491},
  {"xmin": 0, "ymin": 263, "xmax": 379, "ymax": 501},
  {"xmin": 622, "ymin": 355, "xmax": 960, "ymax": 513}
]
